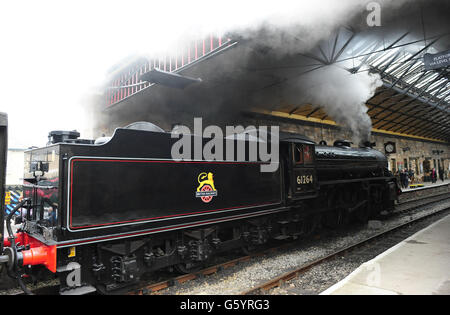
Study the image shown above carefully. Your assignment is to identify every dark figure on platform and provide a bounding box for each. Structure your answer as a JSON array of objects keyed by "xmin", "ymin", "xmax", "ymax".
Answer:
[
  {"xmin": 431, "ymin": 168, "xmax": 437, "ymax": 183},
  {"xmin": 439, "ymin": 168, "xmax": 444, "ymax": 182},
  {"xmin": 408, "ymin": 169, "xmax": 415, "ymax": 184},
  {"xmin": 403, "ymin": 169, "xmax": 409, "ymax": 188},
  {"xmin": 400, "ymin": 169, "xmax": 409, "ymax": 189}
]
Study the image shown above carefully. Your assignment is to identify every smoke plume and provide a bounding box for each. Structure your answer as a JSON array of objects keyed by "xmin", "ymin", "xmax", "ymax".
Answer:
[
  {"xmin": 275, "ymin": 62, "xmax": 384, "ymax": 144},
  {"xmin": 5, "ymin": 0, "xmax": 449, "ymax": 147},
  {"xmin": 99, "ymin": 0, "xmax": 412, "ymax": 144}
]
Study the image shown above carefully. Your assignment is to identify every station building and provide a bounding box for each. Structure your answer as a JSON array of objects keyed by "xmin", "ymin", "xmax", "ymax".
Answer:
[{"xmin": 90, "ymin": 6, "xmax": 449, "ymax": 184}]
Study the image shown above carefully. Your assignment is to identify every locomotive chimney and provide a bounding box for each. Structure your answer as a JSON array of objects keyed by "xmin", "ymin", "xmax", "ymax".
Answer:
[
  {"xmin": 360, "ymin": 140, "xmax": 376, "ymax": 148},
  {"xmin": 333, "ymin": 140, "xmax": 352, "ymax": 147}
]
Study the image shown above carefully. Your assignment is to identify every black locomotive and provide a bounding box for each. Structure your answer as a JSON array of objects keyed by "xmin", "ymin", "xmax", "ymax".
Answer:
[{"xmin": 0, "ymin": 122, "xmax": 399, "ymax": 294}]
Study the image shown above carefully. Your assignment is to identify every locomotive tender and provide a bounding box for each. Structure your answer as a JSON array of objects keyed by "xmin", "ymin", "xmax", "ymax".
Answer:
[{"xmin": 0, "ymin": 122, "xmax": 399, "ymax": 294}]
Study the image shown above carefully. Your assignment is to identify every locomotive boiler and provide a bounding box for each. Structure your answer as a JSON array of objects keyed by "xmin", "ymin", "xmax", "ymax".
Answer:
[{"xmin": 0, "ymin": 122, "xmax": 399, "ymax": 294}]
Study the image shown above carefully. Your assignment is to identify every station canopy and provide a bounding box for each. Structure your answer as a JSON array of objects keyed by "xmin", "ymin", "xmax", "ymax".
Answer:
[
  {"xmin": 277, "ymin": 26, "xmax": 450, "ymax": 143},
  {"xmin": 104, "ymin": 3, "xmax": 449, "ymax": 143}
]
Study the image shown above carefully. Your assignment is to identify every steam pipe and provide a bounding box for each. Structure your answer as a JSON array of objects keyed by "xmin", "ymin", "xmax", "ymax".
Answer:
[{"xmin": 1, "ymin": 198, "xmax": 34, "ymax": 295}]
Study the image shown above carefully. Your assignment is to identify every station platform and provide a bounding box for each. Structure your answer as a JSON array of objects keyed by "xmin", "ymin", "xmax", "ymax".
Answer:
[
  {"xmin": 321, "ymin": 214, "xmax": 450, "ymax": 295},
  {"xmin": 401, "ymin": 178, "xmax": 450, "ymax": 192}
]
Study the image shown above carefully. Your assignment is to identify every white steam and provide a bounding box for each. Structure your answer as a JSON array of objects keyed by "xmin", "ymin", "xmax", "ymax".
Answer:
[{"xmin": 293, "ymin": 63, "xmax": 383, "ymax": 144}]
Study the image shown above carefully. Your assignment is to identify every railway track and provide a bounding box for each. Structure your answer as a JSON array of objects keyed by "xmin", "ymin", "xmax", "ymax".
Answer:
[
  {"xmin": 128, "ymin": 243, "xmax": 294, "ymax": 295},
  {"xmin": 241, "ymin": 205, "xmax": 450, "ymax": 295},
  {"xmin": 388, "ymin": 191, "xmax": 449, "ymax": 217},
  {"xmin": 128, "ymin": 190, "xmax": 449, "ymax": 296},
  {"xmin": 13, "ymin": 284, "xmax": 60, "ymax": 296},
  {"xmin": 396, "ymin": 190, "xmax": 449, "ymax": 208}
]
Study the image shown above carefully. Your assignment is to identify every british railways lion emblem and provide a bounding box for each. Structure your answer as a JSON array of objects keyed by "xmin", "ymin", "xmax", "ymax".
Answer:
[{"xmin": 195, "ymin": 172, "xmax": 218, "ymax": 203}]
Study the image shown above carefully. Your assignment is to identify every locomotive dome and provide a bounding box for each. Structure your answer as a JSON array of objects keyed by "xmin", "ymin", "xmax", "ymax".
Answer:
[
  {"xmin": 123, "ymin": 121, "xmax": 165, "ymax": 133},
  {"xmin": 95, "ymin": 121, "xmax": 165, "ymax": 145}
]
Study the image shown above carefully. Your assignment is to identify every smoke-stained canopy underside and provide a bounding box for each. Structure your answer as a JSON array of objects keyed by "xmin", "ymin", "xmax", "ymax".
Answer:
[
  {"xmin": 103, "ymin": 1, "xmax": 449, "ymax": 143},
  {"xmin": 268, "ymin": 23, "xmax": 450, "ymax": 143}
]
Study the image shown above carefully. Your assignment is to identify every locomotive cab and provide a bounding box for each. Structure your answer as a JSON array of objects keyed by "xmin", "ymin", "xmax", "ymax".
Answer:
[
  {"xmin": 280, "ymin": 133, "xmax": 318, "ymax": 201},
  {"xmin": 22, "ymin": 146, "xmax": 60, "ymax": 239},
  {"xmin": 0, "ymin": 146, "xmax": 60, "ymax": 277}
]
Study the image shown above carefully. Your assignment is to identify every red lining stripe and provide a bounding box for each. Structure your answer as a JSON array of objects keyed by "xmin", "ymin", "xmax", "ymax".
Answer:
[{"xmin": 71, "ymin": 159, "xmax": 266, "ymax": 164}]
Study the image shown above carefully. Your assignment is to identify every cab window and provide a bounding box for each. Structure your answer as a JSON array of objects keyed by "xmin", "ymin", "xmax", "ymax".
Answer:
[
  {"xmin": 303, "ymin": 144, "xmax": 314, "ymax": 164},
  {"xmin": 293, "ymin": 144, "xmax": 303, "ymax": 164},
  {"xmin": 293, "ymin": 144, "xmax": 314, "ymax": 165}
]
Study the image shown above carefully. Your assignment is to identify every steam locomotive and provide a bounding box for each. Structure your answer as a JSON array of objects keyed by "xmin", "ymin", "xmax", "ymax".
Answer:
[{"xmin": 0, "ymin": 120, "xmax": 399, "ymax": 294}]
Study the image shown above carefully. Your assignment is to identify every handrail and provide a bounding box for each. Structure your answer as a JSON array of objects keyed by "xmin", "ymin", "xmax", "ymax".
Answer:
[{"xmin": 105, "ymin": 36, "xmax": 234, "ymax": 107}]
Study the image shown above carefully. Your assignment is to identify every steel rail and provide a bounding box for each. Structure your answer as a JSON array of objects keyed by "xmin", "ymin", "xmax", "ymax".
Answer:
[
  {"xmin": 240, "ymin": 204, "xmax": 450, "ymax": 295},
  {"xmin": 127, "ymin": 190, "xmax": 449, "ymax": 295}
]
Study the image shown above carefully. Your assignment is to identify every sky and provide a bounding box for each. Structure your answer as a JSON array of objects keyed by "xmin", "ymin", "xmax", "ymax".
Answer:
[{"xmin": 0, "ymin": 0, "xmax": 385, "ymax": 148}]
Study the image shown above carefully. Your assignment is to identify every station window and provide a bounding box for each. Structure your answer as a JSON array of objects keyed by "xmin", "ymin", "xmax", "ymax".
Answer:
[{"xmin": 391, "ymin": 159, "xmax": 396, "ymax": 172}]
